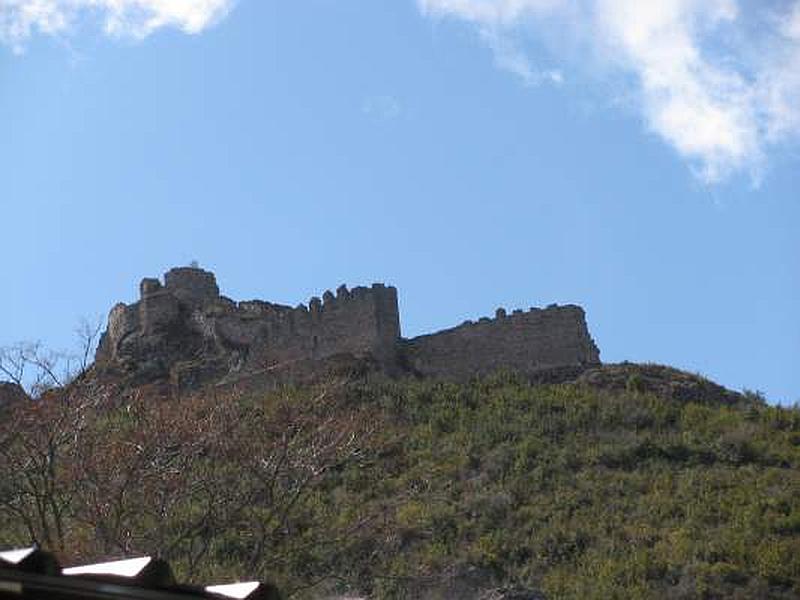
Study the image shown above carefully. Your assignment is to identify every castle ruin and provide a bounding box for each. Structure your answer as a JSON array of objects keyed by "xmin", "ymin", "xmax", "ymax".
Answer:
[{"xmin": 96, "ymin": 267, "xmax": 601, "ymax": 391}]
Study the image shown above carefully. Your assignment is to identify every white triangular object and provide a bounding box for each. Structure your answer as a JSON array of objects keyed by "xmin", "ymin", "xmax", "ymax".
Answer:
[
  {"xmin": 63, "ymin": 557, "xmax": 152, "ymax": 577},
  {"xmin": 0, "ymin": 548, "xmax": 35, "ymax": 564},
  {"xmin": 206, "ymin": 581, "xmax": 261, "ymax": 599}
]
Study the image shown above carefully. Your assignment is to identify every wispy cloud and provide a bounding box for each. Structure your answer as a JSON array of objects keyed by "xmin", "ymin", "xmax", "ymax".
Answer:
[
  {"xmin": 419, "ymin": 0, "xmax": 800, "ymax": 183},
  {"xmin": 362, "ymin": 95, "xmax": 402, "ymax": 121},
  {"xmin": 479, "ymin": 28, "xmax": 563, "ymax": 86},
  {"xmin": 0, "ymin": 0, "xmax": 235, "ymax": 52}
]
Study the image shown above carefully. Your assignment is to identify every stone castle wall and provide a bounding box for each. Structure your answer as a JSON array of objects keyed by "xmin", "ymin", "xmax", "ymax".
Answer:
[
  {"xmin": 96, "ymin": 267, "xmax": 401, "ymax": 385},
  {"xmin": 96, "ymin": 267, "xmax": 600, "ymax": 390},
  {"xmin": 210, "ymin": 282, "xmax": 401, "ymax": 369},
  {"xmin": 403, "ymin": 305, "xmax": 600, "ymax": 380}
]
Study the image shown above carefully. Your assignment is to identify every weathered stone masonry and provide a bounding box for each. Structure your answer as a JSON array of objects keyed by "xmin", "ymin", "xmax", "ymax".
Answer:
[
  {"xmin": 96, "ymin": 267, "xmax": 600, "ymax": 390},
  {"xmin": 404, "ymin": 305, "xmax": 600, "ymax": 380}
]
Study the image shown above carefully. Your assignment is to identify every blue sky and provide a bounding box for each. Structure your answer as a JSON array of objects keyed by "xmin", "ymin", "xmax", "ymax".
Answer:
[{"xmin": 1, "ymin": 0, "xmax": 798, "ymax": 403}]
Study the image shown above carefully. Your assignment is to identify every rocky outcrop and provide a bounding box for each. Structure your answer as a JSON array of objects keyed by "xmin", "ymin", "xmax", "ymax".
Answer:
[
  {"xmin": 577, "ymin": 363, "xmax": 745, "ymax": 405},
  {"xmin": 95, "ymin": 267, "xmax": 601, "ymax": 393}
]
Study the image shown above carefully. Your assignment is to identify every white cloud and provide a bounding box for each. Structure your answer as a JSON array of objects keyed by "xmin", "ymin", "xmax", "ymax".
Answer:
[
  {"xmin": 362, "ymin": 95, "xmax": 402, "ymax": 121},
  {"xmin": 759, "ymin": 2, "xmax": 800, "ymax": 143},
  {"xmin": 419, "ymin": 0, "xmax": 800, "ymax": 183},
  {"xmin": 0, "ymin": 0, "xmax": 235, "ymax": 52},
  {"xmin": 419, "ymin": 0, "xmax": 567, "ymax": 26},
  {"xmin": 479, "ymin": 28, "xmax": 563, "ymax": 86},
  {"xmin": 420, "ymin": 0, "xmax": 570, "ymax": 88}
]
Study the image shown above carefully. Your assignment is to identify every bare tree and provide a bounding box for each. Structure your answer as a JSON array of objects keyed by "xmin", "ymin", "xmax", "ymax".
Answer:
[
  {"xmin": 65, "ymin": 381, "xmax": 377, "ymax": 582},
  {"xmin": 74, "ymin": 316, "xmax": 103, "ymax": 376},
  {"xmin": 0, "ymin": 342, "xmax": 65, "ymax": 395},
  {"xmin": 0, "ymin": 315, "xmax": 104, "ymax": 397},
  {"xmin": 0, "ymin": 397, "xmax": 88, "ymax": 551},
  {"xmin": 0, "ymin": 364, "xmax": 379, "ymax": 589}
]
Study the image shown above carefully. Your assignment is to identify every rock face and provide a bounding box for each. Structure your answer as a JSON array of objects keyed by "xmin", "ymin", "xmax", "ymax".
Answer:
[
  {"xmin": 576, "ymin": 363, "xmax": 743, "ymax": 405},
  {"xmin": 95, "ymin": 267, "xmax": 600, "ymax": 392}
]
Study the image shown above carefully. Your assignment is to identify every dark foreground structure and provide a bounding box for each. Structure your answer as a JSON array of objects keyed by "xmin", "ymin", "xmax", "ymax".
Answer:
[{"xmin": 0, "ymin": 548, "xmax": 280, "ymax": 600}]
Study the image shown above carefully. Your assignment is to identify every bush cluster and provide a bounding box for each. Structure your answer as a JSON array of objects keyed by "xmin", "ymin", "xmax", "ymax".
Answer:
[{"xmin": 1, "ymin": 373, "xmax": 798, "ymax": 598}]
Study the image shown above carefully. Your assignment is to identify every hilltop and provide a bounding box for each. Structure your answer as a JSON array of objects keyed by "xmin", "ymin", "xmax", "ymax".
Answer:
[
  {"xmin": 1, "ymin": 268, "xmax": 797, "ymax": 599},
  {"xmin": 0, "ymin": 373, "xmax": 798, "ymax": 599},
  {"xmin": 82, "ymin": 267, "xmax": 748, "ymax": 412}
]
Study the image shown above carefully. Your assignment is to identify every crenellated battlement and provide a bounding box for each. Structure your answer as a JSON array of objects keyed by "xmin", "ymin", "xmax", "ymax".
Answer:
[
  {"xmin": 95, "ymin": 267, "xmax": 599, "ymax": 391},
  {"xmin": 455, "ymin": 303, "xmax": 580, "ymax": 329}
]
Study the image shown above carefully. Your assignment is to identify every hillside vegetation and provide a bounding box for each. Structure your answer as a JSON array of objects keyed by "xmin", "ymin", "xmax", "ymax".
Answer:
[{"xmin": 1, "ymin": 368, "xmax": 799, "ymax": 599}]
